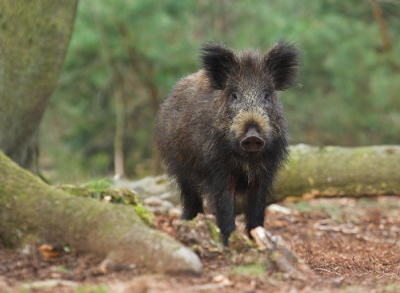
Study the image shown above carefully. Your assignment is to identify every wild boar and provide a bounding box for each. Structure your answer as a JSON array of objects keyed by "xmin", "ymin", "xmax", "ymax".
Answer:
[{"xmin": 156, "ymin": 40, "xmax": 300, "ymax": 245}]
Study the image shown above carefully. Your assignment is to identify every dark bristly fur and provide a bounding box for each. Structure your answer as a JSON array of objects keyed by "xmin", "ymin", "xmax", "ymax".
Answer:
[
  {"xmin": 200, "ymin": 42, "xmax": 237, "ymax": 90},
  {"xmin": 156, "ymin": 39, "xmax": 301, "ymax": 246}
]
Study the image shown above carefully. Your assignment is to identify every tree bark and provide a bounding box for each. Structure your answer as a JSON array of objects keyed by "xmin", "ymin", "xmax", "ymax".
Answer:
[
  {"xmin": 148, "ymin": 87, "xmax": 163, "ymax": 175},
  {"xmin": 370, "ymin": 0, "xmax": 392, "ymax": 53},
  {"xmin": 0, "ymin": 151, "xmax": 202, "ymax": 274},
  {"xmin": 272, "ymin": 144, "xmax": 400, "ymax": 202},
  {"xmin": 125, "ymin": 45, "xmax": 163, "ymax": 176},
  {"xmin": 114, "ymin": 88, "xmax": 125, "ymax": 177},
  {"xmin": 92, "ymin": 4, "xmax": 126, "ymax": 177},
  {"xmin": 0, "ymin": 0, "xmax": 78, "ymax": 173}
]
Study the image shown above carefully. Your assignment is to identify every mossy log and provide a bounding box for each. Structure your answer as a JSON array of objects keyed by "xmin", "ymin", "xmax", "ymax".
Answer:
[
  {"xmin": 0, "ymin": 151, "xmax": 202, "ymax": 274},
  {"xmin": 272, "ymin": 144, "xmax": 400, "ymax": 202},
  {"xmin": 0, "ymin": 0, "xmax": 77, "ymax": 172}
]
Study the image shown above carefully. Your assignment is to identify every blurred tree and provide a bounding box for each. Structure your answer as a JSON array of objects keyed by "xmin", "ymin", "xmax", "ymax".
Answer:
[
  {"xmin": 41, "ymin": 0, "xmax": 400, "ymax": 182},
  {"xmin": 371, "ymin": 0, "xmax": 392, "ymax": 53},
  {"xmin": 0, "ymin": 0, "xmax": 78, "ymax": 173},
  {"xmin": 92, "ymin": 3, "xmax": 126, "ymax": 177}
]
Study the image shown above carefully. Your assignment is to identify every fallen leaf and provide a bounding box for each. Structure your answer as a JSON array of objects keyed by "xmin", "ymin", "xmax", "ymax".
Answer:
[{"xmin": 38, "ymin": 244, "xmax": 61, "ymax": 260}]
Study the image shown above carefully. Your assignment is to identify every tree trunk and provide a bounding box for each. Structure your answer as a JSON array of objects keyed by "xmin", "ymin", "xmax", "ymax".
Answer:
[
  {"xmin": 148, "ymin": 87, "xmax": 163, "ymax": 175},
  {"xmin": 0, "ymin": 151, "xmax": 202, "ymax": 274},
  {"xmin": 92, "ymin": 4, "xmax": 126, "ymax": 177},
  {"xmin": 370, "ymin": 0, "xmax": 392, "ymax": 53},
  {"xmin": 125, "ymin": 45, "xmax": 163, "ymax": 176},
  {"xmin": 114, "ymin": 88, "xmax": 125, "ymax": 177},
  {"xmin": 271, "ymin": 144, "xmax": 400, "ymax": 202},
  {"xmin": 0, "ymin": 0, "xmax": 78, "ymax": 173}
]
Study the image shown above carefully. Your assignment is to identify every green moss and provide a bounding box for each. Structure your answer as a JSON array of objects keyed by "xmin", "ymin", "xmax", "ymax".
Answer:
[
  {"xmin": 133, "ymin": 202, "xmax": 155, "ymax": 228},
  {"xmin": 83, "ymin": 178, "xmax": 113, "ymax": 193},
  {"xmin": 228, "ymin": 231, "xmax": 250, "ymax": 253},
  {"xmin": 233, "ymin": 264, "xmax": 265, "ymax": 276},
  {"xmin": 118, "ymin": 189, "xmax": 139, "ymax": 205},
  {"xmin": 59, "ymin": 182, "xmax": 156, "ymax": 226},
  {"xmin": 0, "ymin": 182, "xmax": 5, "ymax": 194},
  {"xmin": 0, "ymin": 0, "xmax": 78, "ymax": 171},
  {"xmin": 0, "ymin": 236, "xmax": 13, "ymax": 249},
  {"xmin": 206, "ymin": 219, "xmax": 221, "ymax": 244},
  {"xmin": 358, "ymin": 198, "xmax": 377, "ymax": 206},
  {"xmin": 290, "ymin": 201, "xmax": 313, "ymax": 212},
  {"xmin": 190, "ymin": 244, "xmax": 204, "ymax": 255},
  {"xmin": 61, "ymin": 181, "xmax": 139, "ymax": 204},
  {"xmin": 74, "ymin": 285, "xmax": 109, "ymax": 293},
  {"xmin": 285, "ymin": 154, "xmax": 299, "ymax": 170},
  {"xmin": 54, "ymin": 266, "xmax": 73, "ymax": 274},
  {"xmin": 1, "ymin": 152, "xmax": 200, "ymax": 274},
  {"xmin": 59, "ymin": 185, "xmax": 89, "ymax": 197}
]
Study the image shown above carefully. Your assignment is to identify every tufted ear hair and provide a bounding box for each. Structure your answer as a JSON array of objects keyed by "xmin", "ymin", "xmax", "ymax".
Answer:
[
  {"xmin": 264, "ymin": 39, "xmax": 301, "ymax": 91},
  {"xmin": 200, "ymin": 42, "xmax": 237, "ymax": 90}
]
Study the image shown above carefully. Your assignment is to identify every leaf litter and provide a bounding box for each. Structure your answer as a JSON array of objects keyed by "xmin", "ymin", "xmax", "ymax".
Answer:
[{"xmin": 1, "ymin": 196, "xmax": 400, "ymax": 292}]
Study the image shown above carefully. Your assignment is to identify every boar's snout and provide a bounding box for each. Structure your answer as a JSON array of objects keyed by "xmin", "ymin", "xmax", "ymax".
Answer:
[{"xmin": 240, "ymin": 128, "xmax": 265, "ymax": 153}]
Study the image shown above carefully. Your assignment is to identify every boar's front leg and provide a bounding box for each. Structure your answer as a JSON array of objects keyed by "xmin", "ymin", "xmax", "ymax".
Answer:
[
  {"xmin": 179, "ymin": 178, "xmax": 204, "ymax": 220},
  {"xmin": 208, "ymin": 175, "xmax": 236, "ymax": 246},
  {"xmin": 245, "ymin": 176, "xmax": 270, "ymax": 237}
]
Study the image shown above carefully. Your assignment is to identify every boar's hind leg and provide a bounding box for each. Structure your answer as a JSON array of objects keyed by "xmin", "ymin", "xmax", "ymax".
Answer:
[
  {"xmin": 179, "ymin": 179, "xmax": 204, "ymax": 220},
  {"xmin": 245, "ymin": 178, "xmax": 269, "ymax": 238}
]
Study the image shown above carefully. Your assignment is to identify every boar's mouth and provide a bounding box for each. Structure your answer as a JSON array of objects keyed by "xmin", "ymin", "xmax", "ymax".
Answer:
[{"xmin": 240, "ymin": 127, "xmax": 265, "ymax": 153}]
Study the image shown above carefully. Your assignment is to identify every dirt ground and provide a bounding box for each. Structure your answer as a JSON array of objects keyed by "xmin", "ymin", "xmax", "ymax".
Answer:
[{"xmin": 2, "ymin": 196, "xmax": 400, "ymax": 293}]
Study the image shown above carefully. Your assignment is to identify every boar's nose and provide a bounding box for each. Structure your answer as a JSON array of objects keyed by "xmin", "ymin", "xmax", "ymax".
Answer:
[{"xmin": 240, "ymin": 128, "xmax": 265, "ymax": 153}]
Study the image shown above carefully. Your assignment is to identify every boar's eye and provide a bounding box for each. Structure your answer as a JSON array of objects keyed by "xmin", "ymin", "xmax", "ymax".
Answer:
[
  {"xmin": 231, "ymin": 93, "xmax": 238, "ymax": 100},
  {"xmin": 263, "ymin": 92, "xmax": 270, "ymax": 101}
]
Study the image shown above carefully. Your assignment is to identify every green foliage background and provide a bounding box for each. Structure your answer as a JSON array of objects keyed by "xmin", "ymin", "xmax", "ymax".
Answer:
[{"xmin": 40, "ymin": 0, "xmax": 400, "ymax": 183}]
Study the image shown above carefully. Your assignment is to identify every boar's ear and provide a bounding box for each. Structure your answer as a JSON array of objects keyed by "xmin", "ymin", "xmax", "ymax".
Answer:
[
  {"xmin": 264, "ymin": 39, "xmax": 301, "ymax": 91},
  {"xmin": 200, "ymin": 42, "xmax": 237, "ymax": 90}
]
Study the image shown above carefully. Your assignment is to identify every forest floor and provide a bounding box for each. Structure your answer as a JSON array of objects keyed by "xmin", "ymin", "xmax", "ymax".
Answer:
[{"xmin": 2, "ymin": 196, "xmax": 400, "ymax": 293}]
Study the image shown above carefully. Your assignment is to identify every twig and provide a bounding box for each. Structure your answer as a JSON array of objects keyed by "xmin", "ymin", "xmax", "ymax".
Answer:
[
  {"xmin": 356, "ymin": 235, "xmax": 397, "ymax": 244},
  {"xmin": 187, "ymin": 283, "xmax": 226, "ymax": 291},
  {"xmin": 313, "ymin": 267, "xmax": 342, "ymax": 276},
  {"xmin": 274, "ymin": 224, "xmax": 302, "ymax": 233},
  {"xmin": 250, "ymin": 227, "xmax": 316, "ymax": 280},
  {"xmin": 352, "ymin": 256, "xmax": 362, "ymax": 270}
]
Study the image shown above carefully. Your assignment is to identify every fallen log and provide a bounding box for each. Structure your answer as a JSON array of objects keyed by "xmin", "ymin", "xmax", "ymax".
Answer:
[
  {"xmin": 114, "ymin": 145, "xmax": 400, "ymax": 206},
  {"xmin": 272, "ymin": 144, "xmax": 400, "ymax": 202},
  {"xmin": 0, "ymin": 151, "xmax": 202, "ymax": 274}
]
